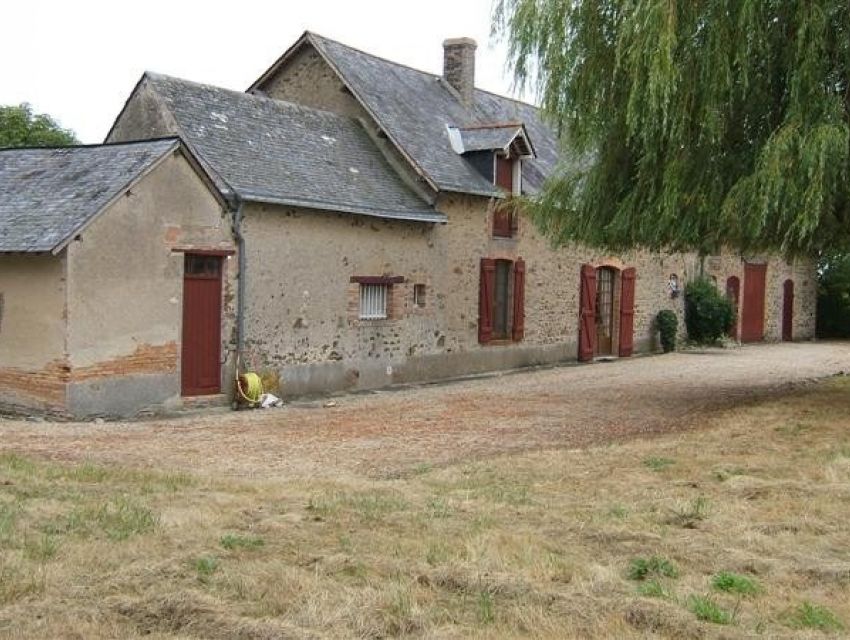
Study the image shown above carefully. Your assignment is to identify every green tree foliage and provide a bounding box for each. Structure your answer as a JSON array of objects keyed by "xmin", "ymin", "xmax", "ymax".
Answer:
[
  {"xmin": 0, "ymin": 103, "xmax": 77, "ymax": 148},
  {"xmin": 655, "ymin": 309, "xmax": 678, "ymax": 352},
  {"xmin": 817, "ymin": 253, "xmax": 850, "ymax": 337},
  {"xmin": 684, "ymin": 278, "xmax": 734, "ymax": 344},
  {"xmin": 493, "ymin": 1, "xmax": 850, "ymax": 256}
]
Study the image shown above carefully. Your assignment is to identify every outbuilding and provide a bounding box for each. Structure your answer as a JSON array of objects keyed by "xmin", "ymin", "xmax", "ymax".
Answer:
[{"xmin": 0, "ymin": 138, "xmax": 234, "ymax": 417}]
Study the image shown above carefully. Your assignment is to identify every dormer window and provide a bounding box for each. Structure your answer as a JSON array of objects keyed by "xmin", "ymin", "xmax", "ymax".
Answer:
[
  {"xmin": 449, "ymin": 122, "xmax": 534, "ymax": 239},
  {"xmin": 495, "ymin": 154, "xmax": 521, "ymax": 195}
]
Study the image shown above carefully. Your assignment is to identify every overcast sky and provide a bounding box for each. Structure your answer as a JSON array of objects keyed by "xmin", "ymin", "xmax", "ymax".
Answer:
[{"xmin": 0, "ymin": 0, "xmax": 526, "ymax": 143}]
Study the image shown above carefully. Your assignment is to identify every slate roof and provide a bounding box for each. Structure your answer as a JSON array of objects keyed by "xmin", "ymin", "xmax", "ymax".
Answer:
[
  {"xmin": 143, "ymin": 73, "xmax": 444, "ymax": 223},
  {"xmin": 0, "ymin": 138, "xmax": 181, "ymax": 253},
  {"xmin": 261, "ymin": 32, "xmax": 560, "ymax": 197},
  {"xmin": 457, "ymin": 124, "xmax": 534, "ymax": 156}
]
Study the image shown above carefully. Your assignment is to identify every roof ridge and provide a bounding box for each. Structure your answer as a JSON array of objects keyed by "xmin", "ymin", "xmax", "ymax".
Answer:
[
  {"xmin": 306, "ymin": 31, "xmax": 541, "ymax": 112},
  {"xmin": 145, "ymin": 70, "xmax": 360, "ymax": 122},
  {"xmin": 0, "ymin": 136, "xmax": 179, "ymax": 154}
]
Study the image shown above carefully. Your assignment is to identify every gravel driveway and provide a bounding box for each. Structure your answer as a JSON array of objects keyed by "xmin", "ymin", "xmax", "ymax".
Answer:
[{"xmin": 2, "ymin": 342, "xmax": 849, "ymax": 479}]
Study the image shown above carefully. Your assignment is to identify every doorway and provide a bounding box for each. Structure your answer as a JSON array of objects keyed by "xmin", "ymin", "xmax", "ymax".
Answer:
[
  {"xmin": 782, "ymin": 279, "xmax": 794, "ymax": 342},
  {"xmin": 595, "ymin": 267, "xmax": 616, "ymax": 355},
  {"xmin": 181, "ymin": 254, "xmax": 223, "ymax": 396},
  {"xmin": 741, "ymin": 263, "xmax": 767, "ymax": 343},
  {"xmin": 725, "ymin": 276, "xmax": 740, "ymax": 341}
]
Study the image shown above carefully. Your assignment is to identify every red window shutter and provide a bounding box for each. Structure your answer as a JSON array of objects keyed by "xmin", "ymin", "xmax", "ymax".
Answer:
[
  {"xmin": 618, "ymin": 267, "xmax": 636, "ymax": 357},
  {"xmin": 493, "ymin": 205, "xmax": 512, "ymax": 237},
  {"xmin": 512, "ymin": 258, "xmax": 526, "ymax": 341},
  {"xmin": 495, "ymin": 155, "xmax": 513, "ymax": 191},
  {"xmin": 478, "ymin": 258, "xmax": 496, "ymax": 343},
  {"xmin": 578, "ymin": 264, "xmax": 596, "ymax": 361}
]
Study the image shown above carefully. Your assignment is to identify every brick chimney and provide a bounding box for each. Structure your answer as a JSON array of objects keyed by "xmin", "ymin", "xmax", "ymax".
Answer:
[{"xmin": 443, "ymin": 37, "xmax": 477, "ymax": 107}]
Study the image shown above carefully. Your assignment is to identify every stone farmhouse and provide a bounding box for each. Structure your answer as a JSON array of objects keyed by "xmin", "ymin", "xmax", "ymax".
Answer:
[{"xmin": 0, "ymin": 32, "xmax": 816, "ymax": 417}]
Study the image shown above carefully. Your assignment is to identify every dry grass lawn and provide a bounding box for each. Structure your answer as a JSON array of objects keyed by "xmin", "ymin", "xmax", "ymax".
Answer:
[{"xmin": 1, "ymin": 377, "xmax": 849, "ymax": 638}]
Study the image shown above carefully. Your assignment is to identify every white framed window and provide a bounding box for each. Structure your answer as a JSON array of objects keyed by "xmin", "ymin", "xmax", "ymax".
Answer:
[
  {"xmin": 359, "ymin": 284, "xmax": 388, "ymax": 319},
  {"xmin": 413, "ymin": 284, "xmax": 426, "ymax": 307}
]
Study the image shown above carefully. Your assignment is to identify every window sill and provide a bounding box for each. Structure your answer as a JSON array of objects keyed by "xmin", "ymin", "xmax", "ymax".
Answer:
[{"xmin": 482, "ymin": 338, "xmax": 520, "ymax": 346}]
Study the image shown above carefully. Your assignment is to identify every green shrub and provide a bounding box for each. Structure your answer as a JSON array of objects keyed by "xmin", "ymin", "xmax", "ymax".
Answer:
[
  {"xmin": 711, "ymin": 572, "xmax": 760, "ymax": 595},
  {"xmin": 220, "ymin": 533, "xmax": 265, "ymax": 550},
  {"xmin": 656, "ymin": 310, "xmax": 678, "ymax": 352},
  {"xmin": 783, "ymin": 602, "xmax": 844, "ymax": 631},
  {"xmin": 684, "ymin": 277, "xmax": 734, "ymax": 344},
  {"xmin": 687, "ymin": 595, "xmax": 732, "ymax": 624},
  {"xmin": 643, "ymin": 456, "xmax": 675, "ymax": 471},
  {"xmin": 628, "ymin": 556, "xmax": 679, "ymax": 580},
  {"xmin": 817, "ymin": 253, "xmax": 850, "ymax": 338},
  {"xmin": 637, "ymin": 579, "xmax": 672, "ymax": 599}
]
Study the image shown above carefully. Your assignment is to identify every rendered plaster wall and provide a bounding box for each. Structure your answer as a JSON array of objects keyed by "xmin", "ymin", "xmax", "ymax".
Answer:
[
  {"xmin": 65, "ymin": 152, "xmax": 235, "ymax": 417},
  {"xmin": 240, "ymin": 202, "xmax": 449, "ymax": 395},
  {"xmin": 0, "ymin": 254, "xmax": 68, "ymax": 414},
  {"xmin": 105, "ymin": 79, "xmax": 178, "ymax": 144}
]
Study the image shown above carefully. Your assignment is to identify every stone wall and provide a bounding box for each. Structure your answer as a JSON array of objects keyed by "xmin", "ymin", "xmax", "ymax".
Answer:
[
  {"xmin": 65, "ymin": 152, "xmax": 235, "ymax": 417},
  {"xmin": 0, "ymin": 254, "xmax": 68, "ymax": 414},
  {"xmin": 240, "ymin": 192, "xmax": 816, "ymax": 397}
]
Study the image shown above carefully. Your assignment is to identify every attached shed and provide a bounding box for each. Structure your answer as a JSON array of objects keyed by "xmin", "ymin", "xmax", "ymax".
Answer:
[{"xmin": 0, "ymin": 139, "xmax": 234, "ymax": 418}]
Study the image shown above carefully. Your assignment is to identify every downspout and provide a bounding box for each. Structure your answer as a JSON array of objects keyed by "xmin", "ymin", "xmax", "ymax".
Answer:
[{"xmin": 232, "ymin": 197, "xmax": 247, "ymax": 366}]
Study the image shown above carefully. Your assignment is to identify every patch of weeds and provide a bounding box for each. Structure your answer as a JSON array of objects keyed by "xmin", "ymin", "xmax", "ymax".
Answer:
[
  {"xmin": 477, "ymin": 588, "xmax": 495, "ymax": 625},
  {"xmin": 306, "ymin": 492, "xmax": 342, "ymax": 518},
  {"xmin": 307, "ymin": 489, "xmax": 408, "ymax": 522},
  {"xmin": 828, "ymin": 445, "xmax": 850, "ymax": 461},
  {"xmin": 425, "ymin": 541, "xmax": 451, "ymax": 566},
  {"xmin": 711, "ymin": 572, "xmax": 760, "ymax": 595},
  {"xmin": 97, "ymin": 497, "xmax": 158, "ymax": 540},
  {"xmin": 338, "ymin": 535, "xmax": 353, "ymax": 552},
  {"xmin": 0, "ymin": 560, "xmax": 45, "ymax": 604},
  {"xmin": 338, "ymin": 560, "xmax": 367, "ymax": 580},
  {"xmin": 628, "ymin": 556, "xmax": 679, "ymax": 581},
  {"xmin": 782, "ymin": 602, "xmax": 844, "ymax": 631},
  {"xmin": 775, "ymin": 421, "xmax": 811, "ymax": 436},
  {"xmin": 23, "ymin": 534, "xmax": 58, "ymax": 562},
  {"xmin": 607, "ymin": 504, "xmax": 628, "ymax": 519},
  {"xmin": 412, "ymin": 463, "xmax": 433, "ymax": 476},
  {"xmin": 0, "ymin": 503, "xmax": 18, "ymax": 544},
  {"xmin": 637, "ymin": 579, "xmax": 672, "ymax": 599},
  {"xmin": 383, "ymin": 583, "xmax": 421, "ymax": 636},
  {"xmin": 482, "ymin": 484, "xmax": 532, "ymax": 506},
  {"xmin": 220, "ymin": 533, "xmax": 265, "ymax": 551},
  {"xmin": 712, "ymin": 467, "xmax": 747, "ymax": 482},
  {"xmin": 154, "ymin": 471, "xmax": 196, "ymax": 492},
  {"xmin": 348, "ymin": 491, "xmax": 408, "ymax": 521},
  {"xmin": 63, "ymin": 462, "xmax": 110, "ymax": 483},
  {"xmin": 426, "ymin": 496, "xmax": 452, "ymax": 519},
  {"xmin": 0, "ymin": 454, "xmax": 36, "ymax": 476},
  {"xmin": 194, "ymin": 555, "xmax": 219, "ymax": 579},
  {"xmin": 668, "ymin": 495, "xmax": 710, "ymax": 528},
  {"xmin": 687, "ymin": 595, "xmax": 733, "ymax": 625},
  {"xmin": 644, "ymin": 457, "xmax": 675, "ymax": 471}
]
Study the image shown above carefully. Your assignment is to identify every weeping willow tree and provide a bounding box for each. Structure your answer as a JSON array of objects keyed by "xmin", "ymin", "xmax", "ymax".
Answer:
[{"xmin": 493, "ymin": 0, "xmax": 850, "ymax": 256}]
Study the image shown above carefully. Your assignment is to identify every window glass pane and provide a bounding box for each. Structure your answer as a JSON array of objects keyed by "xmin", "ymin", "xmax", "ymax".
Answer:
[
  {"xmin": 493, "ymin": 260, "xmax": 511, "ymax": 338},
  {"xmin": 185, "ymin": 255, "xmax": 221, "ymax": 276},
  {"xmin": 359, "ymin": 284, "xmax": 388, "ymax": 319}
]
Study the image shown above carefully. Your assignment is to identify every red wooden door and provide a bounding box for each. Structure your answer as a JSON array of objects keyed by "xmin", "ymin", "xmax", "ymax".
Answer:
[
  {"xmin": 182, "ymin": 254, "xmax": 223, "ymax": 395},
  {"xmin": 512, "ymin": 258, "xmax": 526, "ymax": 341},
  {"xmin": 782, "ymin": 279, "xmax": 794, "ymax": 342},
  {"xmin": 619, "ymin": 267, "xmax": 636, "ymax": 357},
  {"xmin": 578, "ymin": 264, "xmax": 597, "ymax": 361},
  {"xmin": 725, "ymin": 276, "xmax": 740, "ymax": 340},
  {"xmin": 741, "ymin": 263, "xmax": 767, "ymax": 343}
]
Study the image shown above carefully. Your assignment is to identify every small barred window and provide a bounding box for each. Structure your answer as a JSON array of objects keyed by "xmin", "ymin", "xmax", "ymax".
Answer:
[{"xmin": 359, "ymin": 284, "xmax": 388, "ymax": 320}]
